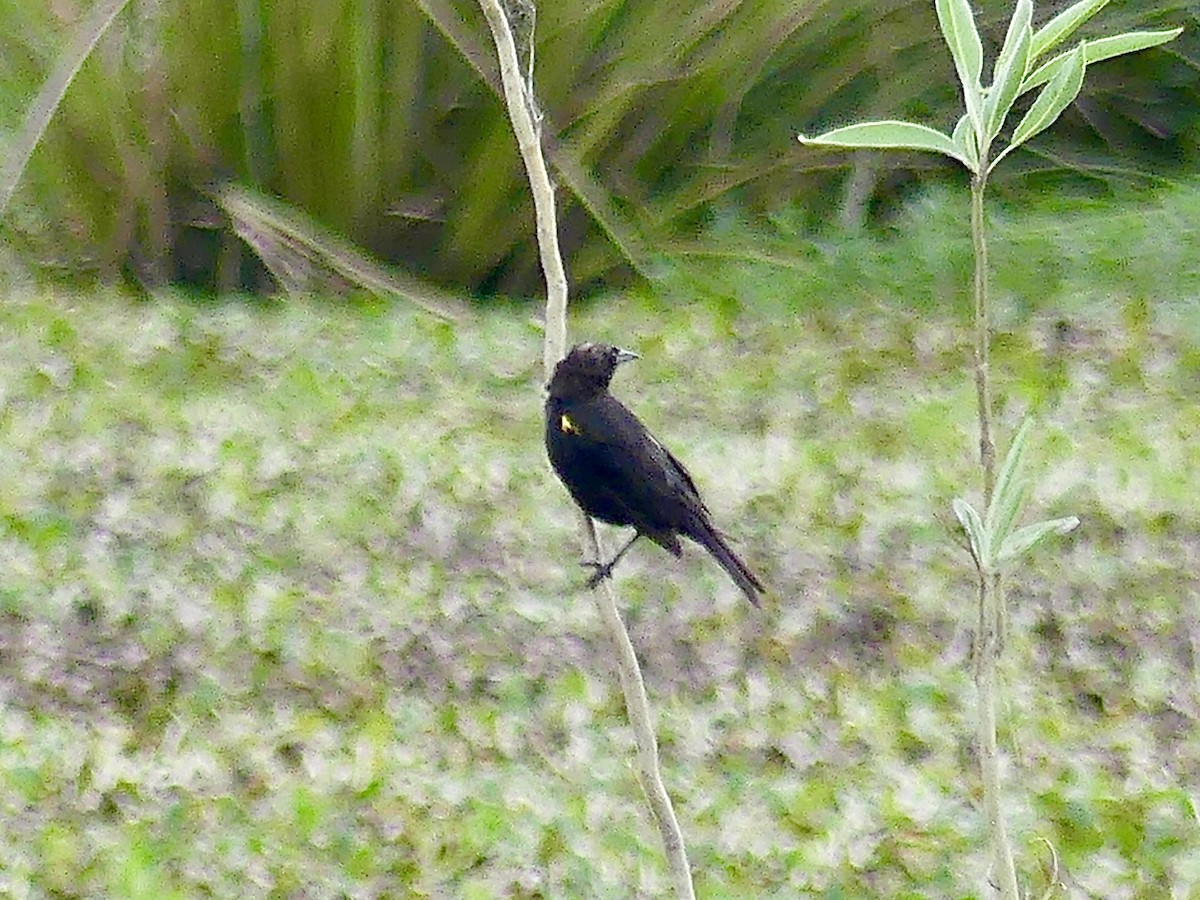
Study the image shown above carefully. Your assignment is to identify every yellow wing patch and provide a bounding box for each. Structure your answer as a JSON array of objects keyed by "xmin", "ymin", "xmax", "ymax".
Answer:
[{"xmin": 560, "ymin": 413, "xmax": 579, "ymax": 434}]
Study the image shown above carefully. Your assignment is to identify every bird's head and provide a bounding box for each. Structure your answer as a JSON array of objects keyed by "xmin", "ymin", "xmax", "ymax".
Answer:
[{"xmin": 547, "ymin": 342, "xmax": 639, "ymax": 400}]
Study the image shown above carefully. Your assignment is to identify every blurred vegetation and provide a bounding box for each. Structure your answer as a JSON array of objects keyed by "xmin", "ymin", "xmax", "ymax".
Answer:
[
  {"xmin": 0, "ymin": 0, "xmax": 1197, "ymax": 296},
  {"xmin": 0, "ymin": 183, "xmax": 1197, "ymax": 894}
]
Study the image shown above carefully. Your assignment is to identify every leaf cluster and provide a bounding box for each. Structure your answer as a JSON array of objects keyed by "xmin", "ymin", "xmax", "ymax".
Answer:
[
  {"xmin": 952, "ymin": 419, "xmax": 1079, "ymax": 576},
  {"xmin": 801, "ymin": 0, "xmax": 1181, "ymax": 175}
]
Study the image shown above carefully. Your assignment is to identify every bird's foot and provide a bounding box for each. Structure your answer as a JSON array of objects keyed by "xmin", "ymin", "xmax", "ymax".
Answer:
[{"xmin": 580, "ymin": 560, "xmax": 614, "ymax": 589}]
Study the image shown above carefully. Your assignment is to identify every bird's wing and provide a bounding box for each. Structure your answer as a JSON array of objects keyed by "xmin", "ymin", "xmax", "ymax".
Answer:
[
  {"xmin": 646, "ymin": 431, "xmax": 708, "ymax": 513},
  {"xmin": 570, "ymin": 396, "xmax": 708, "ymax": 517}
]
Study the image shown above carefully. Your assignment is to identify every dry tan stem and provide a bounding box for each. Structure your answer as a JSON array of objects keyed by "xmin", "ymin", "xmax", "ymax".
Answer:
[{"xmin": 477, "ymin": 2, "xmax": 694, "ymax": 895}]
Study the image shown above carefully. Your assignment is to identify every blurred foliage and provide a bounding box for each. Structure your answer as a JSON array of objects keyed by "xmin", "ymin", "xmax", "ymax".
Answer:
[
  {"xmin": 0, "ymin": 183, "xmax": 1198, "ymax": 894},
  {"xmin": 0, "ymin": 0, "xmax": 1197, "ymax": 296}
]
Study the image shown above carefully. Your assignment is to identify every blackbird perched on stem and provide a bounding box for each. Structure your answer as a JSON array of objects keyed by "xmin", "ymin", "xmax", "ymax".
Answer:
[{"xmin": 544, "ymin": 342, "xmax": 764, "ymax": 606}]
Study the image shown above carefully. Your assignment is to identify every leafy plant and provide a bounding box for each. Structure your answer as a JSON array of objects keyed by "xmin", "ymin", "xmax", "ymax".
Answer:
[
  {"xmin": 800, "ymin": 1, "xmax": 1179, "ymax": 895},
  {"xmin": 952, "ymin": 419, "xmax": 1078, "ymax": 579},
  {"xmin": 3, "ymin": 0, "xmax": 1194, "ymax": 295}
]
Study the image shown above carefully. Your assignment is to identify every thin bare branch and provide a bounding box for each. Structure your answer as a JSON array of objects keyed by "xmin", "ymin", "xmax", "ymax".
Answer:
[{"xmin": 478, "ymin": 2, "xmax": 694, "ymax": 895}]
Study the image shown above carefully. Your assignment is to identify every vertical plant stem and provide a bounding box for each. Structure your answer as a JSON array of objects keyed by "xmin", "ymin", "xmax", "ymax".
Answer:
[
  {"xmin": 971, "ymin": 173, "xmax": 996, "ymax": 504},
  {"xmin": 969, "ymin": 170, "xmax": 1019, "ymax": 900},
  {"xmin": 978, "ymin": 576, "xmax": 1018, "ymax": 898},
  {"xmin": 478, "ymin": 2, "xmax": 694, "ymax": 896},
  {"xmin": 584, "ymin": 522, "xmax": 695, "ymax": 899},
  {"xmin": 476, "ymin": 0, "xmax": 567, "ymax": 371}
]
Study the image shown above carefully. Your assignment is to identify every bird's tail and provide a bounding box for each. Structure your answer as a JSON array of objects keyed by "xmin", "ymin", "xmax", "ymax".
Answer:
[{"xmin": 691, "ymin": 520, "xmax": 765, "ymax": 607}]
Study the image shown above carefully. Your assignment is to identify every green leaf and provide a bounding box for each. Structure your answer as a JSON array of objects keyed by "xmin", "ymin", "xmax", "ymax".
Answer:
[
  {"xmin": 1030, "ymin": 0, "xmax": 1110, "ymax": 62},
  {"xmin": 988, "ymin": 477, "xmax": 1029, "ymax": 556},
  {"xmin": 994, "ymin": 42, "xmax": 1085, "ymax": 169},
  {"xmin": 951, "ymin": 114, "xmax": 979, "ymax": 170},
  {"xmin": 985, "ymin": 418, "xmax": 1034, "ymax": 540},
  {"xmin": 953, "ymin": 498, "xmax": 988, "ymax": 569},
  {"xmin": 799, "ymin": 120, "xmax": 974, "ymax": 169},
  {"xmin": 1023, "ymin": 29, "xmax": 1183, "ymax": 93},
  {"xmin": 984, "ymin": 0, "xmax": 1032, "ymax": 144},
  {"xmin": 936, "ymin": 0, "xmax": 985, "ymax": 133},
  {"xmin": 997, "ymin": 516, "xmax": 1081, "ymax": 565}
]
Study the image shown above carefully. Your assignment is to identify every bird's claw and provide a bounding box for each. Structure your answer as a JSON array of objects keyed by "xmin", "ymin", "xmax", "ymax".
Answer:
[{"xmin": 580, "ymin": 560, "xmax": 613, "ymax": 589}]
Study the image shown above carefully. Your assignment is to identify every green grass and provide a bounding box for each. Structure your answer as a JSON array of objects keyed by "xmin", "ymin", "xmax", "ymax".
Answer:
[{"xmin": 1, "ymin": 187, "xmax": 1198, "ymax": 896}]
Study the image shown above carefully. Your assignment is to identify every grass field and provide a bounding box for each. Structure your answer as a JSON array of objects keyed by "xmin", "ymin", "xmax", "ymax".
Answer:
[{"xmin": 0, "ymin": 185, "xmax": 1198, "ymax": 897}]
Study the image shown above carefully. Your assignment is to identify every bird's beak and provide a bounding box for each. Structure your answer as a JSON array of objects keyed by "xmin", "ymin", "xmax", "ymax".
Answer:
[{"xmin": 615, "ymin": 348, "xmax": 639, "ymax": 365}]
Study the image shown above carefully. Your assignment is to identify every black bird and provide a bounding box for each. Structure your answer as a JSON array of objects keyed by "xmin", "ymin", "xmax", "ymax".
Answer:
[{"xmin": 544, "ymin": 342, "xmax": 764, "ymax": 606}]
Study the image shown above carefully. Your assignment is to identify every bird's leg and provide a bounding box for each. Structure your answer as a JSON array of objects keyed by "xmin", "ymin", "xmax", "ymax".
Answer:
[{"xmin": 582, "ymin": 532, "xmax": 641, "ymax": 589}]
